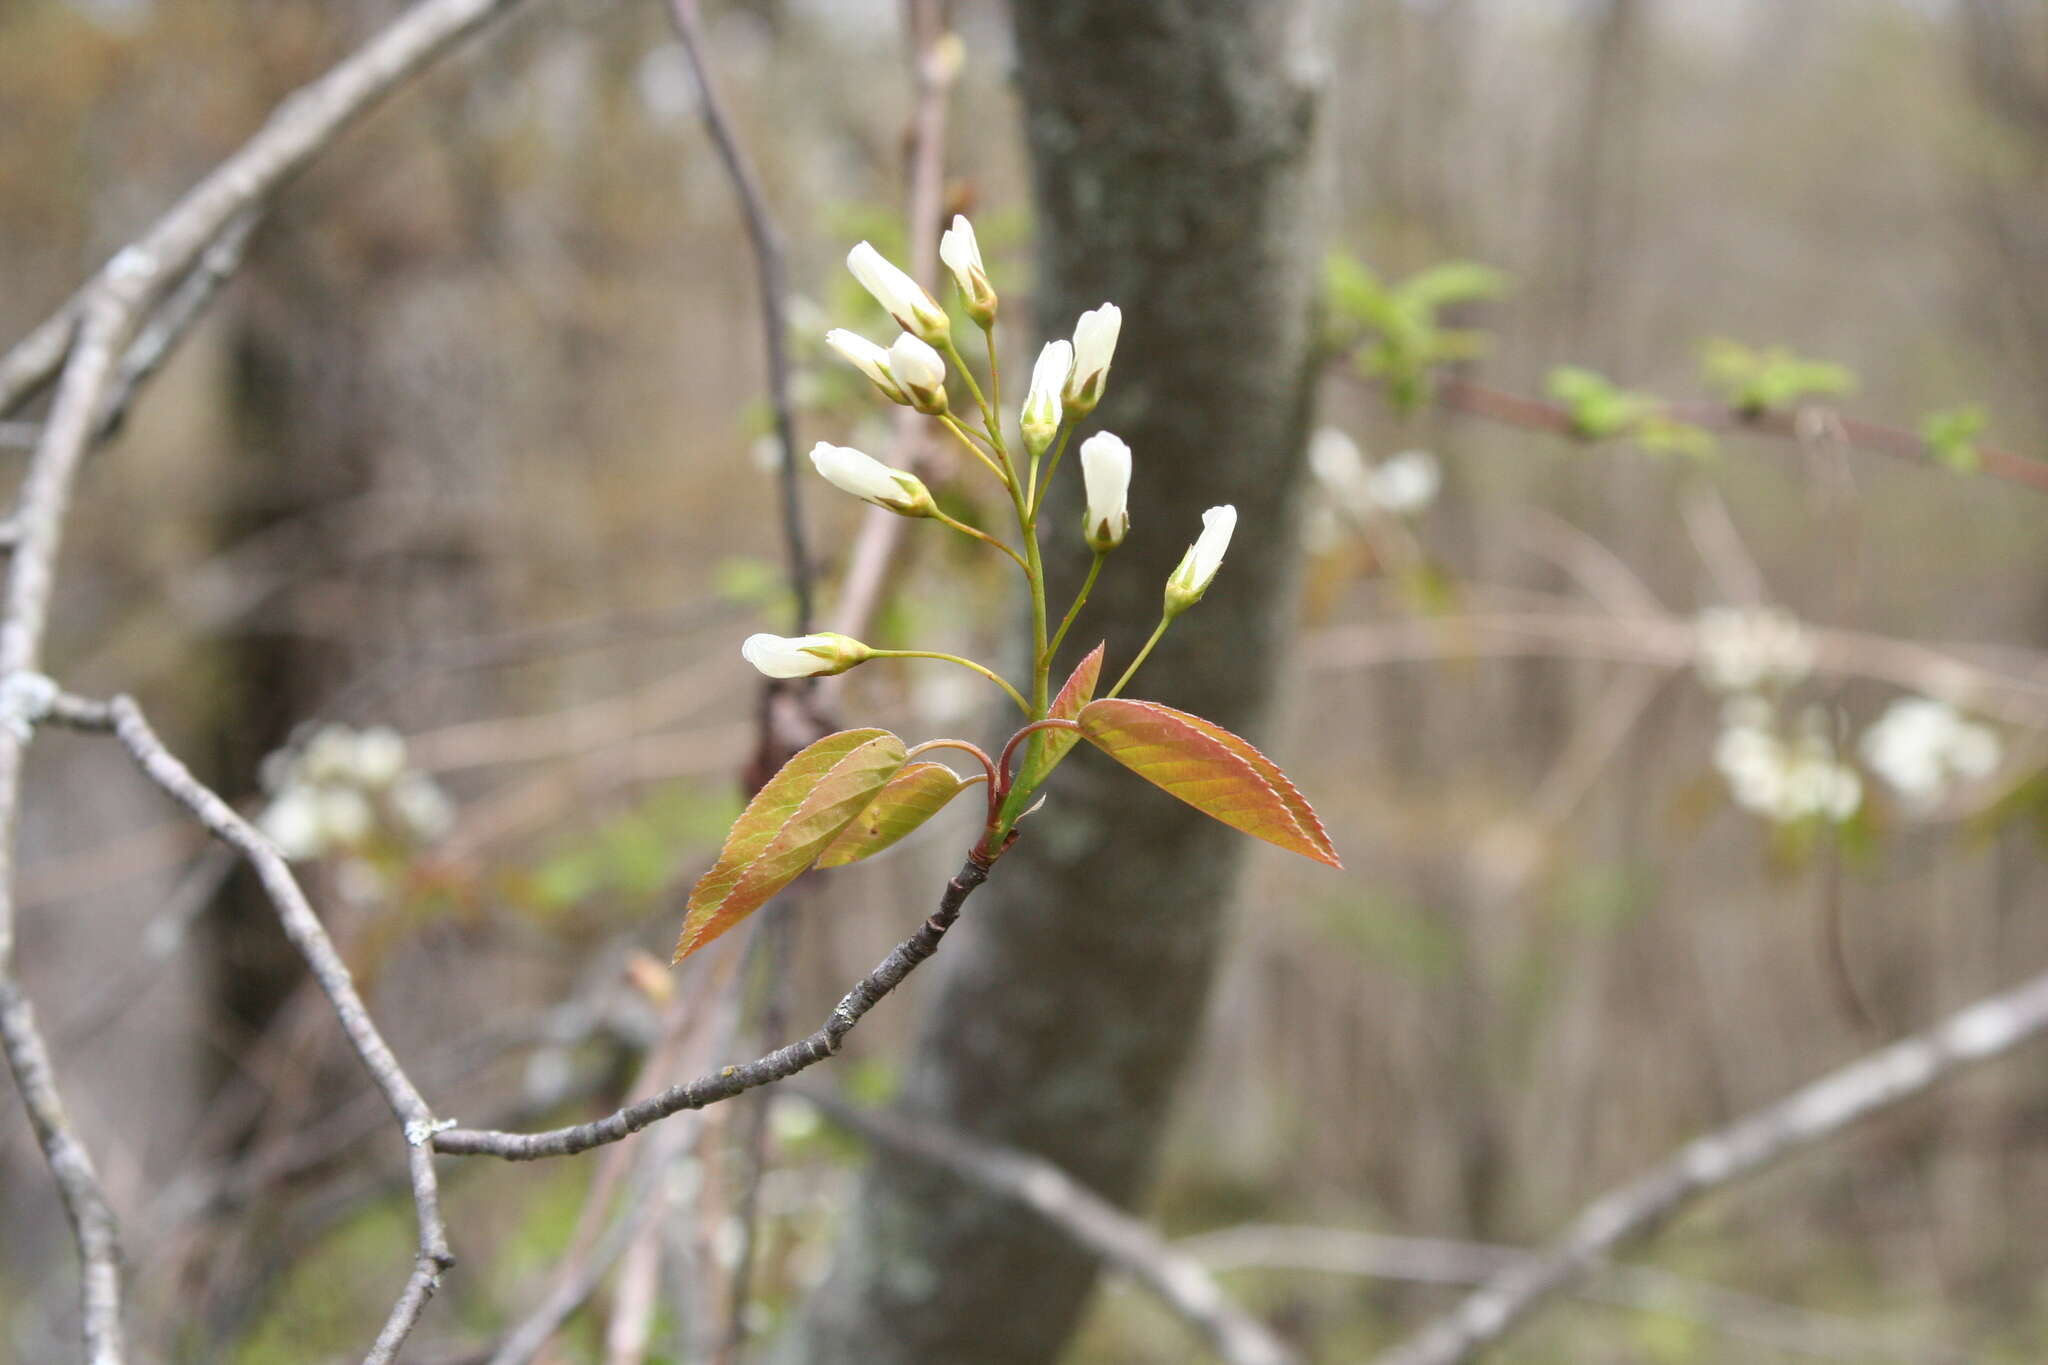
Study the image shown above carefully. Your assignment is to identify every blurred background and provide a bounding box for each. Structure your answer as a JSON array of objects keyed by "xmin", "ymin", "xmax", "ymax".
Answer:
[{"xmin": 7, "ymin": 0, "xmax": 2048, "ymax": 1361}]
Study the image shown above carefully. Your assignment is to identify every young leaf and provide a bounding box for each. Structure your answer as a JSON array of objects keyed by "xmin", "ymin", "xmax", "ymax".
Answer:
[
  {"xmin": 674, "ymin": 729, "xmax": 907, "ymax": 961},
  {"xmin": 1021, "ymin": 644, "xmax": 1104, "ymax": 789},
  {"xmin": 815, "ymin": 762, "xmax": 972, "ymax": 868},
  {"xmin": 1076, "ymin": 698, "xmax": 1342, "ymax": 868}
]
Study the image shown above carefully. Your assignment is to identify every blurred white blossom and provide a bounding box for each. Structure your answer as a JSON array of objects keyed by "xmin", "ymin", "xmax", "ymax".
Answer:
[
  {"xmin": 1858, "ymin": 697, "xmax": 2001, "ymax": 809},
  {"xmin": 1306, "ymin": 428, "xmax": 1439, "ymax": 519},
  {"xmin": 1713, "ymin": 701, "xmax": 1861, "ymax": 825},
  {"xmin": 257, "ymin": 724, "xmax": 454, "ymax": 860},
  {"xmin": 1695, "ymin": 605, "xmax": 1815, "ymax": 694}
]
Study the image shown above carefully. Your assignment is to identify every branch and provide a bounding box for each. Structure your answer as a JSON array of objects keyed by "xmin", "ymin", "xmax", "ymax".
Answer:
[
  {"xmin": 1415, "ymin": 373, "xmax": 2048, "ymax": 497},
  {"xmin": 665, "ymin": 0, "xmax": 812, "ymax": 635},
  {"xmin": 1179, "ymin": 1225, "xmax": 1957, "ymax": 1365},
  {"xmin": 1368, "ymin": 964, "xmax": 2048, "ymax": 1365},
  {"xmin": 59, "ymin": 696, "xmax": 456, "ymax": 1364},
  {"xmin": 806, "ymin": 1095, "xmax": 1300, "ymax": 1365},
  {"xmin": 432, "ymin": 850, "xmax": 995, "ymax": 1160},
  {"xmin": 0, "ymin": 0, "xmax": 536, "ymax": 422}
]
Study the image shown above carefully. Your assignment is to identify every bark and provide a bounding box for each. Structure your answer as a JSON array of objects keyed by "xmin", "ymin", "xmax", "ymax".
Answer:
[{"xmin": 787, "ymin": 4, "xmax": 1321, "ymax": 1362}]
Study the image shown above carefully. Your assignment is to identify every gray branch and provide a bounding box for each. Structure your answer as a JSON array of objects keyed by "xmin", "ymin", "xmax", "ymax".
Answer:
[
  {"xmin": 807, "ymin": 1095, "xmax": 1299, "ymax": 1365},
  {"xmin": 1369, "ymin": 966, "xmax": 2048, "ymax": 1365},
  {"xmin": 432, "ymin": 853, "xmax": 995, "ymax": 1160}
]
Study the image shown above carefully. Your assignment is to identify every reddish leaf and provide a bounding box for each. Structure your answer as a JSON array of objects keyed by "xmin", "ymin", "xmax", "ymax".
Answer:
[
  {"xmin": 814, "ymin": 762, "xmax": 973, "ymax": 868},
  {"xmin": 1076, "ymin": 699, "xmax": 1342, "ymax": 868},
  {"xmin": 999, "ymin": 644, "xmax": 1104, "ymax": 827},
  {"xmin": 674, "ymin": 729, "xmax": 906, "ymax": 960}
]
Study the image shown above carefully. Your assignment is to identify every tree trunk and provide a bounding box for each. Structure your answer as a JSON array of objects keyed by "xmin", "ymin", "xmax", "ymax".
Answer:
[{"xmin": 787, "ymin": 4, "xmax": 1322, "ymax": 1362}]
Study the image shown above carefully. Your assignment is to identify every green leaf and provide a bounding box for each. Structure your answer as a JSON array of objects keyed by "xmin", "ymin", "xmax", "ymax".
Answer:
[
  {"xmin": 994, "ymin": 644, "xmax": 1105, "ymax": 832},
  {"xmin": 674, "ymin": 728, "xmax": 906, "ymax": 960},
  {"xmin": 1700, "ymin": 338, "xmax": 1855, "ymax": 414},
  {"xmin": 1401, "ymin": 260, "xmax": 1510, "ymax": 310},
  {"xmin": 1077, "ymin": 699, "xmax": 1342, "ymax": 868},
  {"xmin": 814, "ymin": 762, "xmax": 973, "ymax": 868},
  {"xmin": 1922, "ymin": 404, "xmax": 1986, "ymax": 473}
]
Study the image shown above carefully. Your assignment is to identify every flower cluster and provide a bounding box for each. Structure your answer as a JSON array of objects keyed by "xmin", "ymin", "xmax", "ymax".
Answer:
[
  {"xmin": 745, "ymin": 217, "xmax": 1235, "ymax": 702},
  {"xmin": 1712, "ymin": 698, "xmax": 1862, "ymax": 825},
  {"xmin": 257, "ymin": 724, "xmax": 453, "ymax": 861},
  {"xmin": 1307, "ymin": 428, "xmax": 1442, "ymax": 520},
  {"xmin": 1859, "ymin": 697, "xmax": 2001, "ymax": 810},
  {"xmin": 1695, "ymin": 605, "xmax": 1815, "ymax": 695}
]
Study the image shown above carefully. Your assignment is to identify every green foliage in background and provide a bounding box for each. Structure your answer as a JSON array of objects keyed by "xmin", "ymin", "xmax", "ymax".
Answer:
[
  {"xmin": 1325, "ymin": 253, "xmax": 1509, "ymax": 412},
  {"xmin": 1699, "ymin": 338, "xmax": 1856, "ymax": 415},
  {"xmin": 1546, "ymin": 365, "xmax": 1715, "ymax": 459},
  {"xmin": 1921, "ymin": 403, "xmax": 1988, "ymax": 473}
]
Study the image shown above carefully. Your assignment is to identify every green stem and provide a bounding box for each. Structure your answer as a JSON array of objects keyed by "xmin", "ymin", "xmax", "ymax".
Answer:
[
  {"xmin": 1043, "ymin": 550, "xmax": 1105, "ymax": 668},
  {"xmin": 871, "ymin": 651, "xmax": 1032, "ymax": 716},
  {"xmin": 940, "ymin": 336, "xmax": 1000, "ymax": 448},
  {"xmin": 1028, "ymin": 425, "xmax": 1074, "ymax": 522},
  {"xmin": 937, "ymin": 414, "xmax": 1010, "ymax": 485},
  {"xmin": 984, "ymin": 328, "xmax": 1004, "ymax": 438},
  {"xmin": 1107, "ymin": 616, "xmax": 1172, "ymax": 698},
  {"xmin": 930, "ymin": 507, "xmax": 1030, "ymax": 574}
]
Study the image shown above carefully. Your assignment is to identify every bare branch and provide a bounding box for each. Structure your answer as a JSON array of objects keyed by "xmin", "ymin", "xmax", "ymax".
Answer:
[
  {"xmin": 0, "ymin": 0, "xmax": 537, "ymax": 422},
  {"xmin": 70, "ymin": 697, "xmax": 455, "ymax": 1364},
  {"xmin": 665, "ymin": 0, "xmax": 812, "ymax": 634},
  {"xmin": 1180, "ymin": 1225, "xmax": 1958, "ymax": 1365},
  {"xmin": 807, "ymin": 1095, "xmax": 1299, "ymax": 1365},
  {"xmin": 1368, "ymin": 965, "xmax": 2048, "ymax": 1365},
  {"xmin": 433, "ymin": 850, "xmax": 996, "ymax": 1160}
]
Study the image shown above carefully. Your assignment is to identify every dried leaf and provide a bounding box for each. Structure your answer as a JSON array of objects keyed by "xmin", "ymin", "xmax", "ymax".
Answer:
[
  {"xmin": 1077, "ymin": 699, "xmax": 1341, "ymax": 868},
  {"xmin": 674, "ymin": 728, "xmax": 906, "ymax": 960},
  {"xmin": 814, "ymin": 762, "xmax": 972, "ymax": 868}
]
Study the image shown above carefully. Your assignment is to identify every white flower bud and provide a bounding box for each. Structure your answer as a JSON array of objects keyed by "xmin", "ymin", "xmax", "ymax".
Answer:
[
  {"xmin": 349, "ymin": 726, "xmax": 407, "ymax": 789},
  {"xmin": 1366, "ymin": 449, "xmax": 1442, "ymax": 515},
  {"xmin": 391, "ymin": 772, "xmax": 455, "ymax": 843},
  {"xmin": 1079, "ymin": 432, "xmax": 1131, "ymax": 552},
  {"xmin": 886, "ymin": 333, "xmax": 948, "ymax": 415},
  {"xmin": 1020, "ymin": 340, "xmax": 1071, "ymax": 457},
  {"xmin": 1064, "ymin": 303, "xmax": 1122, "ymax": 415},
  {"xmin": 826, "ymin": 329, "xmax": 906, "ymax": 405},
  {"xmin": 1164, "ymin": 504, "xmax": 1237, "ymax": 616},
  {"xmin": 740, "ymin": 632, "xmax": 873, "ymax": 679},
  {"xmin": 847, "ymin": 241, "xmax": 949, "ymax": 344},
  {"xmin": 809, "ymin": 441, "xmax": 935, "ymax": 517},
  {"xmin": 259, "ymin": 787, "xmax": 326, "ymax": 861},
  {"xmin": 938, "ymin": 214, "xmax": 997, "ymax": 328}
]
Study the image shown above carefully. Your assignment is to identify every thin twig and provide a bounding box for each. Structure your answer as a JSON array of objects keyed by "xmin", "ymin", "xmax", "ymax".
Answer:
[
  {"xmin": 665, "ymin": 0, "xmax": 811, "ymax": 635},
  {"xmin": 1402, "ymin": 372, "xmax": 2048, "ymax": 496},
  {"xmin": 433, "ymin": 849, "xmax": 996, "ymax": 1160},
  {"xmin": 806, "ymin": 1095, "xmax": 1299, "ymax": 1365},
  {"xmin": 80, "ymin": 696, "xmax": 456, "ymax": 1364},
  {"xmin": 1368, "ymin": 964, "xmax": 2048, "ymax": 1365},
  {"xmin": 1177, "ymin": 1225, "xmax": 1957, "ymax": 1365}
]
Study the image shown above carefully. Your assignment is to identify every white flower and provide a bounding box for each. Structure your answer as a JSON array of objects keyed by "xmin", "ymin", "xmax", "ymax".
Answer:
[
  {"xmin": 259, "ymin": 787, "xmax": 326, "ymax": 860},
  {"xmin": 826, "ymin": 328, "xmax": 906, "ymax": 405},
  {"xmin": 1858, "ymin": 697, "xmax": 2002, "ymax": 809},
  {"xmin": 886, "ymin": 333, "xmax": 948, "ymax": 414},
  {"xmin": 1695, "ymin": 605, "xmax": 1814, "ymax": 694},
  {"xmin": 349, "ymin": 726, "xmax": 407, "ymax": 789},
  {"xmin": 1065, "ymin": 303, "xmax": 1122, "ymax": 414},
  {"xmin": 1165, "ymin": 505, "xmax": 1237, "ymax": 616},
  {"xmin": 938, "ymin": 214, "xmax": 996, "ymax": 326},
  {"xmin": 809, "ymin": 441, "xmax": 933, "ymax": 516},
  {"xmin": 1308, "ymin": 427, "xmax": 1373, "ymax": 512},
  {"xmin": 299, "ymin": 724, "xmax": 359, "ymax": 785},
  {"xmin": 740, "ymin": 632, "xmax": 872, "ymax": 679},
  {"xmin": 1079, "ymin": 432, "xmax": 1132, "ymax": 552},
  {"xmin": 1713, "ymin": 702, "xmax": 1861, "ymax": 824},
  {"xmin": 847, "ymin": 241, "xmax": 948, "ymax": 344},
  {"xmin": 1366, "ymin": 449, "xmax": 1441, "ymax": 515},
  {"xmin": 390, "ymin": 772, "xmax": 455, "ymax": 843},
  {"xmin": 315, "ymin": 787, "xmax": 375, "ymax": 848},
  {"xmin": 1020, "ymin": 339, "xmax": 1071, "ymax": 456}
]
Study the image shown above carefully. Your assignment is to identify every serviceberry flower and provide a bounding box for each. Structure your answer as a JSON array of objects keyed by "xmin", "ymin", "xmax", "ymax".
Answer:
[
  {"xmin": 1859, "ymin": 697, "xmax": 2001, "ymax": 809},
  {"xmin": 741, "ymin": 632, "xmax": 874, "ymax": 679},
  {"xmin": 1164, "ymin": 504, "xmax": 1236, "ymax": 616},
  {"xmin": 847, "ymin": 241, "xmax": 949, "ymax": 344},
  {"xmin": 810, "ymin": 441, "xmax": 936, "ymax": 517},
  {"xmin": 1079, "ymin": 432, "xmax": 1131, "ymax": 552},
  {"xmin": 887, "ymin": 333, "xmax": 948, "ymax": 414},
  {"xmin": 1064, "ymin": 303, "xmax": 1122, "ymax": 416},
  {"xmin": 938, "ymin": 214, "xmax": 997, "ymax": 328},
  {"xmin": 826, "ymin": 329, "xmax": 906, "ymax": 405},
  {"xmin": 1021, "ymin": 339, "xmax": 1071, "ymax": 457}
]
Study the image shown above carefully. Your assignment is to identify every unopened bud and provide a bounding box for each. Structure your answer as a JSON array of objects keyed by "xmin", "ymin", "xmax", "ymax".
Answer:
[
  {"xmin": 1164, "ymin": 504, "xmax": 1236, "ymax": 617},
  {"xmin": 740, "ymin": 631, "xmax": 874, "ymax": 679},
  {"xmin": 809, "ymin": 441, "xmax": 936, "ymax": 517},
  {"xmin": 887, "ymin": 333, "xmax": 949, "ymax": 415},
  {"xmin": 938, "ymin": 214, "xmax": 997, "ymax": 329}
]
